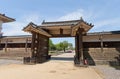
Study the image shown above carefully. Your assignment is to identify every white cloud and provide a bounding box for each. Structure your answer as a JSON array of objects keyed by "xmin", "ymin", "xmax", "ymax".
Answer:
[
  {"xmin": 90, "ymin": 18, "xmax": 120, "ymax": 32},
  {"xmin": 3, "ymin": 22, "xmax": 29, "ymax": 36},
  {"xmin": 57, "ymin": 9, "xmax": 120, "ymax": 32},
  {"xmin": 2, "ymin": 14, "xmax": 42, "ymax": 36},
  {"xmin": 58, "ymin": 9, "xmax": 84, "ymax": 21},
  {"xmin": 57, "ymin": 9, "xmax": 94, "ymax": 21},
  {"xmin": 22, "ymin": 14, "xmax": 42, "ymax": 23},
  {"xmin": 95, "ymin": 18, "xmax": 120, "ymax": 27}
]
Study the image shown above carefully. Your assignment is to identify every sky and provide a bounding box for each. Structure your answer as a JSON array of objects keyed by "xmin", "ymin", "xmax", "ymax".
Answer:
[{"xmin": 0, "ymin": 0, "xmax": 120, "ymax": 46}]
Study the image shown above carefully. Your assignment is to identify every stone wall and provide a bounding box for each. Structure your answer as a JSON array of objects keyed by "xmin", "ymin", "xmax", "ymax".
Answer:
[
  {"xmin": 0, "ymin": 48, "xmax": 31, "ymax": 57},
  {"xmin": 84, "ymin": 47, "xmax": 120, "ymax": 65}
]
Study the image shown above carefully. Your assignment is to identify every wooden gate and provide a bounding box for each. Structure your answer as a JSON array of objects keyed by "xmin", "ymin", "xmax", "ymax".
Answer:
[{"xmin": 23, "ymin": 18, "xmax": 93, "ymax": 65}]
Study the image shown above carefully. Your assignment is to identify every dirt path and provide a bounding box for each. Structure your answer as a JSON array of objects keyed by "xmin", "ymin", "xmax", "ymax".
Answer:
[{"xmin": 0, "ymin": 53, "xmax": 103, "ymax": 79}]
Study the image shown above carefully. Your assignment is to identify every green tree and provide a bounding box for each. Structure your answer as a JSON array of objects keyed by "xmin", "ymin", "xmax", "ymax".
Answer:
[
  {"xmin": 68, "ymin": 43, "xmax": 73, "ymax": 50},
  {"xmin": 55, "ymin": 41, "xmax": 69, "ymax": 52},
  {"xmin": 49, "ymin": 39, "xmax": 56, "ymax": 50},
  {"xmin": 55, "ymin": 43, "xmax": 63, "ymax": 51},
  {"xmin": 62, "ymin": 41, "xmax": 69, "ymax": 52},
  {"xmin": 50, "ymin": 40, "xmax": 73, "ymax": 52}
]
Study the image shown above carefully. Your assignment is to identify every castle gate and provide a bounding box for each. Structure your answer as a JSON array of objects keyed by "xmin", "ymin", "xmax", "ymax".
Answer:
[{"xmin": 23, "ymin": 18, "xmax": 93, "ymax": 65}]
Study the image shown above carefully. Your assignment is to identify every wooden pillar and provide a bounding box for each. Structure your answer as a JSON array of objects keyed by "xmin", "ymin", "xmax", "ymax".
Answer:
[
  {"xmin": 78, "ymin": 28, "xmax": 84, "ymax": 64},
  {"xmin": 46, "ymin": 37, "xmax": 49, "ymax": 56},
  {"xmin": 60, "ymin": 28, "xmax": 63, "ymax": 34},
  {"xmin": 75, "ymin": 35, "xmax": 77, "ymax": 57},
  {"xmin": 76, "ymin": 34, "xmax": 79, "ymax": 60},
  {"xmin": 5, "ymin": 39, "xmax": 8, "ymax": 52},
  {"xmin": 74, "ymin": 28, "xmax": 84, "ymax": 64},
  {"xmin": 0, "ymin": 39, "xmax": 1, "ymax": 50},
  {"xmin": 31, "ymin": 32, "xmax": 50, "ymax": 63},
  {"xmin": 31, "ymin": 32, "xmax": 37, "ymax": 57},
  {"xmin": 36, "ymin": 33, "xmax": 40, "ymax": 58},
  {"xmin": 25, "ymin": 38, "xmax": 28, "ymax": 52}
]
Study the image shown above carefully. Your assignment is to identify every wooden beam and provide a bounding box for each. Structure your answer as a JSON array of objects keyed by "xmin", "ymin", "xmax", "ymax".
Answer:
[
  {"xmin": 50, "ymin": 34, "xmax": 71, "ymax": 37},
  {"xmin": 60, "ymin": 28, "xmax": 63, "ymax": 34}
]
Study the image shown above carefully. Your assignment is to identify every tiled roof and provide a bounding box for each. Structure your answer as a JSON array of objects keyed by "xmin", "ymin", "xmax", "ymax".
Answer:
[
  {"xmin": 87, "ymin": 30, "xmax": 120, "ymax": 35},
  {"xmin": 40, "ymin": 18, "xmax": 93, "ymax": 27},
  {"xmin": 41, "ymin": 20, "xmax": 81, "ymax": 26}
]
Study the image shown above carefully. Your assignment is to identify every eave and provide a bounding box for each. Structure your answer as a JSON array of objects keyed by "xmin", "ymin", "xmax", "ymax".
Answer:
[
  {"xmin": 71, "ymin": 21, "xmax": 93, "ymax": 36},
  {"xmin": 23, "ymin": 22, "xmax": 52, "ymax": 37},
  {"xmin": 0, "ymin": 14, "xmax": 15, "ymax": 23}
]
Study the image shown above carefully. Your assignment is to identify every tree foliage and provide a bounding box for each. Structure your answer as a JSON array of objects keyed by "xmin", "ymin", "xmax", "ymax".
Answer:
[
  {"xmin": 49, "ymin": 39, "xmax": 56, "ymax": 50},
  {"xmin": 49, "ymin": 39, "xmax": 73, "ymax": 52}
]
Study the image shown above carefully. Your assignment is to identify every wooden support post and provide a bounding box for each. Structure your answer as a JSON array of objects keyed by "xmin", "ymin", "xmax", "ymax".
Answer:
[
  {"xmin": 60, "ymin": 28, "xmax": 63, "ymax": 35},
  {"xmin": 75, "ymin": 35, "xmax": 77, "ymax": 57},
  {"xmin": 74, "ymin": 28, "xmax": 84, "ymax": 65},
  {"xmin": 74, "ymin": 34, "xmax": 80, "ymax": 64},
  {"xmin": 36, "ymin": 33, "xmax": 40, "ymax": 58},
  {"xmin": 5, "ymin": 39, "xmax": 8, "ymax": 52},
  {"xmin": 76, "ymin": 34, "xmax": 80, "ymax": 60},
  {"xmin": 31, "ymin": 32, "xmax": 50, "ymax": 63},
  {"xmin": 0, "ymin": 39, "xmax": 1, "ymax": 50},
  {"xmin": 31, "ymin": 32, "xmax": 36, "ymax": 57},
  {"xmin": 25, "ymin": 38, "xmax": 28, "ymax": 52},
  {"xmin": 47, "ymin": 38, "xmax": 49, "ymax": 56},
  {"xmin": 78, "ymin": 28, "xmax": 84, "ymax": 64}
]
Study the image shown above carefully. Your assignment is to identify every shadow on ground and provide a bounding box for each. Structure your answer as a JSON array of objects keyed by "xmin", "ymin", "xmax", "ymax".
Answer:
[
  {"xmin": 109, "ymin": 47, "xmax": 120, "ymax": 70},
  {"xmin": 51, "ymin": 57, "xmax": 74, "ymax": 61}
]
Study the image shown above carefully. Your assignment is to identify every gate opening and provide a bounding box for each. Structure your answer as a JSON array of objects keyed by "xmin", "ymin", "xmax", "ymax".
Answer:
[{"xmin": 49, "ymin": 37, "xmax": 75, "ymax": 62}]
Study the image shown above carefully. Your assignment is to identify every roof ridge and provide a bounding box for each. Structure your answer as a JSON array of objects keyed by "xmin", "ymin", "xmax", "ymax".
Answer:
[{"xmin": 42, "ymin": 19, "xmax": 81, "ymax": 24}]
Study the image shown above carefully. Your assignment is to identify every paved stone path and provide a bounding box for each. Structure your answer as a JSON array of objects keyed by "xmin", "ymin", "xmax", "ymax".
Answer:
[
  {"xmin": 92, "ymin": 65, "xmax": 120, "ymax": 79},
  {"xmin": 0, "ymin": 59, "xmax": 22, "ymax": 65},
  {"xmin": 51, "ymin": 52, "xmax": 75, "ymax": 62}
]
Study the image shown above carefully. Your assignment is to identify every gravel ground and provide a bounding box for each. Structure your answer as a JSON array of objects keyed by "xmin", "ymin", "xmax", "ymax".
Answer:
[
  {"xmin": 0, "ymin": 59, "xmax": 23, "ymax": 65},
  {"xmin": 1, "ymin": 53, "xmax": 119, "ymax": 79},
  {"xmin": 92, "ymin": 65, "xmax": 120, "ymax": 79},
  {"xmin": 0, "ymin": 53, "xmax": 103, "ymax": 79}
]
